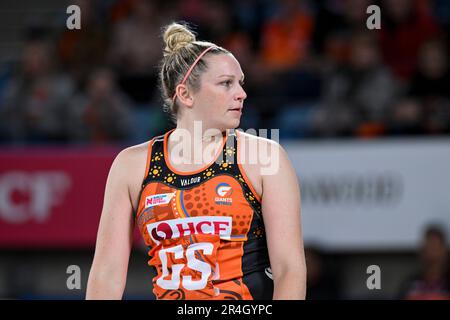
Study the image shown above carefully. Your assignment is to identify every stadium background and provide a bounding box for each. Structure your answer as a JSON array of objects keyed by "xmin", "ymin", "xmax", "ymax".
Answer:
[{"xmin": 0, "ymin": 0, "xmax": 449, "ymax": 299}]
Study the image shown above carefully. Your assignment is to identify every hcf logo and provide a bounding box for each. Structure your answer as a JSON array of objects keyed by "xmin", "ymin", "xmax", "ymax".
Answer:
[{"xmin": 147, "ymin": 216, "xmax": 232, "ymax": 245}]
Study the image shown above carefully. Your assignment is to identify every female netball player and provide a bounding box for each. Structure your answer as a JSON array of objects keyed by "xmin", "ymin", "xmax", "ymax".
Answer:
[{"xmin": 86, "ymin": 23, "xmax": 306, "ymax": 300}]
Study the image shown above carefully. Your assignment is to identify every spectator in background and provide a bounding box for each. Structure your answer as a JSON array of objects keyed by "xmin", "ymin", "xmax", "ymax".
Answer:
[
  {"xmin": 387, "ymin": 97, "xmax": 425, "ymax": 135},
  {"xmin": 378, "ymin": 0, "xmax": 441, "ymax": 82},
  {"xmin": 67, "ymin": 68, "xmax": 132, "ymax": 143},
  {"xmin": 0, "ymin": 38, "xmax": 74, "ymax": 143},
  {"xmin": 177, "ymin": 0, "xmax": 209, "ymax": 32},
  {"xmin": 230, "ymin": 0, "xmax": 266, "ymax": 52},
  {"xmin": 409, "ymin": 39, "xmax": 450, "ymax": 135},
  {"xmin": 432, "ymin": 0, "xmax": 450, "ymax": 48},
  {"xmin": 180, "ymin": 0, "xmax": 234, "ymax": 45},
  {"xmin": 398, "ymin": 225, "xmax": 450, "ymax": 300},
  {"xmin": 58, "ymin": 0, "xmax": 110, "ymax": 88},
  {"xmin": 389, "ymin": 38, "xmax": 450, "ymax": 136},
  {"xmin": 312, "ymin": 0, "xmax": 372, "ymax": 67},
  {"xmin": 108, "ymin": 0, "xmax": 166, "ymax": 104},
  {"xmin": 257, "ymin": 0, "xmax": 318, "ymax": 127},
  {"xmin": 313, "ymin": 31, "xmax": 397, "ymax": 138},
  {"xmin": 410, "ymin": 39, "xmax": 450, "ymax": 100},
  {"xmin": 259, "ymin": 0, "xmax": 314, "ymax": 72}
]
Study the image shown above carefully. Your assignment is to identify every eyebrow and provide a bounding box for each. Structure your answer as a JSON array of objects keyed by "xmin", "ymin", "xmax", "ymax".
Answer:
[{"xmin": 218, "ymin": 74, "xmax": 245, "ymax": 81}]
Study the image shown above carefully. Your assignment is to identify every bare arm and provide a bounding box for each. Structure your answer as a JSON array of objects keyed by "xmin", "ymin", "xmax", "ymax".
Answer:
[
  {"xmin": 261, "ymin": 141, "xmax": 307, "ymax": 300},
  {"xmin": 86, "ymin": 148, "xmax": 137, "ymax": 299}
]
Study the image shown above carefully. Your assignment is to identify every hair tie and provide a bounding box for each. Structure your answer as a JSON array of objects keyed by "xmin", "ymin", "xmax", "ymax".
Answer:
[{"xmin": 172, "ymin": 46, "xmax": 216, "ymax": 102}]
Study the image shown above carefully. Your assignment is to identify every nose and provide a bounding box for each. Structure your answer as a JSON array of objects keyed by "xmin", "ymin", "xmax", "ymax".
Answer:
[{"xmin": 235, "ymin": 85, "xmax": 247, "ymax": 102}]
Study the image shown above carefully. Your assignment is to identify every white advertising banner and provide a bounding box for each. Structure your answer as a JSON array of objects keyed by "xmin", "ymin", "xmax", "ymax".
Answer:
[{"xmin": 284, "ymin": 138, "xmax": 450, "ymax": 251}]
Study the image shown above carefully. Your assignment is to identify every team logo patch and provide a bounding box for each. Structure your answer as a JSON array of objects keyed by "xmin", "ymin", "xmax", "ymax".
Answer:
[
  {"xmin": 215, "ymin": 183, "xmax": 233, "ymax": 197},
  {"xmin": 215, "ymin": 183, "xmax": 233, "ymax": 205},
  {"xmin": 145, "ymin": 192, "xmax": 175, "ymax": 208}
]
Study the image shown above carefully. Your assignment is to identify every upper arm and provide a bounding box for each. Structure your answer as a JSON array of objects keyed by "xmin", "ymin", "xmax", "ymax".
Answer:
[
  {"xmin": 88, "ymin": 148, "xmax": 136, "ymax": 290},
  {"xmin": 260, "ymin": 141, "xmax": 306, "ymax": 280}
]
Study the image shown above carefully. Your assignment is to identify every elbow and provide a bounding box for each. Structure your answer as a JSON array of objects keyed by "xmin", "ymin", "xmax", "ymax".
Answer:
[
  {"xmin": 86, "ymin": 268, "xmax": 126, "ymax": 300},
  {"xmin": 272, "ymin": 263, "xmax": 307, "ymax": 300}
]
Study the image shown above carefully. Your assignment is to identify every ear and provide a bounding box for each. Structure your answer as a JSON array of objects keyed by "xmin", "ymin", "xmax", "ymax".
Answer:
[{"xmin": 175, "ymin": 84, "xmax": 194, "ymax": 108}]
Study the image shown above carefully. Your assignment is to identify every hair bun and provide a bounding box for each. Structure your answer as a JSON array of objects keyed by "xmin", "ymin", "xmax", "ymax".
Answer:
[{"xmin": 163, "ymin": 23, "xmax": 196, "ymax": 55}]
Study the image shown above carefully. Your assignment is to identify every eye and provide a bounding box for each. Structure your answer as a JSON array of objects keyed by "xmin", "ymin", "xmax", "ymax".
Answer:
[
  {"xmin": 222, "ymin": 80, "xmax": 232, "ymax": 87},
  {"xmin": 239, "ymin": 80, "xmax": 245, "ymax": 87}
]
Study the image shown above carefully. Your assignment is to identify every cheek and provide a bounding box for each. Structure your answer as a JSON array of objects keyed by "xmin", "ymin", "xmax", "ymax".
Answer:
[{"xmin": 201, "ymin": 89, "xmax": 229, "ymax": 112}]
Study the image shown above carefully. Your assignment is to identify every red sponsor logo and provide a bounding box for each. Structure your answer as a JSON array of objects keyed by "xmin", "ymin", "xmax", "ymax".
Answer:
[{"xmin": 147, "ymin": 216, "xmax": 232, "ymax": 244}]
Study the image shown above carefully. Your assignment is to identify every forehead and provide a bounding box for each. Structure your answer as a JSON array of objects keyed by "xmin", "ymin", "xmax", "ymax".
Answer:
[{"xmin": 202, "ymin": 53, "xmax": 243, "ymax": 79}]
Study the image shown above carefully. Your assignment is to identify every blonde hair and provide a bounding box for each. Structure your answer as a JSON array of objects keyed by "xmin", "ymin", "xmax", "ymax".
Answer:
[{"xmin": 159, "ymin": 22, "xmax": 229, "ymax": 123}]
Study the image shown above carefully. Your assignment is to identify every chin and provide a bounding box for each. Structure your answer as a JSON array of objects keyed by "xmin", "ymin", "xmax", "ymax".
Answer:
[{"xmin": 226, "ymin": 118, "xmax": 241, "ymax": 129}]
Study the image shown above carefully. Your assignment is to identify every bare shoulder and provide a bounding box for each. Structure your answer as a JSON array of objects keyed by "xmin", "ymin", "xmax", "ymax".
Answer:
[
  {"xmin": 110, "ymin": 141, "xmax": 150, "ymax": 209},
  {"xmin": 235, "ymin": 131, "xmax": 285, "ymax": 197},
  {"xmin": 112, "ymin": 141, "xmax": 149, "ymax": 175},
  {"xmin": 116, "ymin": 141, "xmax": 149, "ymax": 163},
  {"xmin": 238, "ymin": 131, "xmax": 282, "ymax": 150},
  {"xmin": 236, "ymin": 130, "xmax": 286, "ymax": 167},
  {"xmin": 236, "ymin": 130, "xmax": 280, "ymax": 147}
]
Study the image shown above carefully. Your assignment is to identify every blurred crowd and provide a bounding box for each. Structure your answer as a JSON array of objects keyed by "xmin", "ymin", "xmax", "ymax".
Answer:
[
  {"xmin": 0, "ymin": 0, "xmax": 449, "ymax": 145},
  {"xmin": 398, "ymin": 225, "xmax": 450, "ymax": 300},
  {"xmin": 304, "ymin": 225, "xmax": 450, "ymax": 299}
]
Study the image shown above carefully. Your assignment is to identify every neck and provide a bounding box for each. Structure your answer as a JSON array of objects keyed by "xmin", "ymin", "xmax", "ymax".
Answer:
[
  {"xmin": 174, "ymin": 118, "xmax": 226, "ymax": 143},
  {"xmin": 168, "ymin": 120, "xmax": 226, "ymax": 165}
]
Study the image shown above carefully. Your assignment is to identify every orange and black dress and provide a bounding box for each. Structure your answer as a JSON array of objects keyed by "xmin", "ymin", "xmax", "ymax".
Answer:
[{"xmin": 134, "ymin": 129, "xmax": 273, "ymax": 300}]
